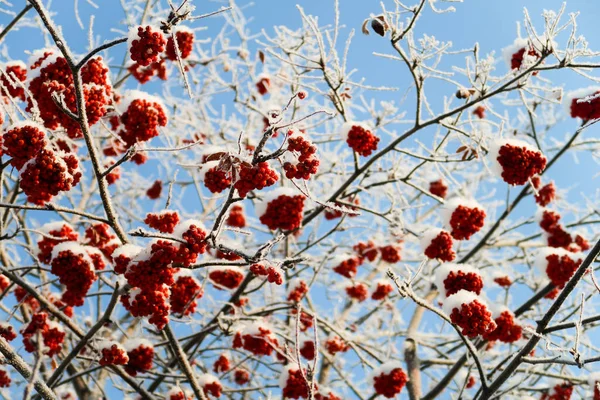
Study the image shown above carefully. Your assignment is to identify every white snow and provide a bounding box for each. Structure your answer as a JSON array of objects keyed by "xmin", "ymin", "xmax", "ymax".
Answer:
[
  {"xmin": 420, "ymin": 228, "xmax": 445, "ymax": 251},
  {"xmin": 442, "ymin": 290, "xmax": 486, "ymax": 316},
  {"xmin": 368, "ymin": 361, "xmax": 404, "ymax": 385},
  {"xmin": 340, "ymin": 121, "xmax": 371, "ymax": 140},
  {"xmin": 123, "ymin": 338, "xmax": 153, "ymax": 352},
  {"xmin": 534, "ymin": 247, "xmax": 583, "ymax": 279},
  {"xmin": 563, "ymin": 86, "xmax": 600, "ymax": 116},
  {"xmin": 487, "ymin": 138, "xmax": 541, "ymax": 181},
  {"xmin": 501, "ymin": 38, "xmax": 529, "ymax": 69}
]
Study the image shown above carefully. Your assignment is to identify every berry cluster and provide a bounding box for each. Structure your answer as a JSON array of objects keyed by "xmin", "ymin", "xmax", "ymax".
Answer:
[
  {"xmin": 50, "ymin": 243, "xmax": 97, "ymax": 307},
  {"xmin": 37, "ymin": 222, "xmax": 79, "ymax": 264},
  {"xmin": 483, "ymin": 309, "xmax": 523, "ymax": 343},
  {"xmin": 213, "ymin": 354, "xmax": 231, "ymax": 373},
  {"xmin": 98, "ymin": 341, "xmax": 129, "ymax": 366},
  {"xmin": 371, "ymin": 363, "xmax": 408, "ymax": 399},
  {"xmin": 540, "ymin": 383, "xmax": 573, "ymax": 400},
  {"xmin": 280, "ymin": 365, "xmax": 311, "ymax": 399},
  {"xmin": 147, "ymin": 180, "xmax": 163, "ymax": 199},
  {"xmin": 209, "ymin": 266, "xmax": 245, "ymax": 290},
  {"xmin": 202, "ymin": 162, "xmax": 232, "ymax": 193},
  {"xmin": 536, "ymin": 248, "xmax": 583, "ymax": 288},
  {"xmin": 226, "ymin": 205, "xmax": 246, "ymax": 228},
  {"xmin": 0, "ymin": 323, "xmax": 16, "ymax": 342},
  {"xmin": 443, "ymin": 290, "xmax": 496, "ymax": 338},
  {"xmin": 353, "ymin": 241, "xmax": 379, "ymax": 262},
  {"xmin": 0, "ymin": 369, "xmax": 10, "ymax": 388},
  {"xmin": 287, "ymin": 279, "xmax": 309, "ymax": 302},
  {"xmin": 115, "ymin": 91, "xmax": 168, "ymax": 147},
  {"xmin": 233, "ymin": 322, "xmax": 279, "ymax": 356},
  {"xmin": 1, "ymin": 61, "xmax": 27, "ymax": 100},
  {"xmin": 256, "ymin": 76, "xmax": 271, "ymax": 96},
  {"xmin": 325, "ymin": 335, "xmax": 350, "ymax": 355},
  {"xmin": 444, "ymin": 199, "xmax": 486, "ymax": 241},
  {"xmin": 332, "ymin": 256, "xmax": 362, "ymax": 278},
  {"xmin": 84, "ymin": 223, "xmax": 118, "ymax": 260},
  {"xmin": 380, "ymin": 244, "xmax": 401, "ymax": 263},
  {"xmin": 537, "ymin": 209, "xmax": 589, "ymax": 252},
  {"xmin": 421, "ymin": 229, "xmax": 456, "ymax": 261},
  {"xmin": 170, "ymin": 272, "xmax": 202, "ymax": 315},
  {"xmin": 490, "ymin": 140, "xmax": 547, "ymax": 186},
  {"xmin": 343, "ymin": 122, "xmax": 380, "ymax": 157},
  {"xmin": 21, "ymin": 312, "xmax": 66, "ymax": 356},
  {"xmin": 124, "ymin": 339, "xmax": 155, "ymax": 376},
  {"xmin": 250, "ymin": 263, "xmax": 284, "ymax": 285},
  {"xmin": 429, "ymin": 179, "xmax": 448, "ymax": 199},
  {"xmin": 283, "ymin": 135, "xmax": 320, "ymax": 180},
  {"xmin": 566, "ymin": 87, "xmax": 600, "ymax": 121},
  {"xmin": 299, "ymin": 338, "xmax": 316, "ymax": 360},
  {"xmin": 145, "ymin": 211, "xmax": 180, "ymax": 234},
  {"xmin": 234, "ymin": 162, "xmax": 278, "ymax": 198},
  {"xmin": 258, "ymin": 189, "xmax": 306, "ymax": 231},
  {"xmin": 346, "ymin": 282, "xmax": 369, "ymax": 302},
  {"xmin": 234, "ymin": 369, "xmax": 250, "ymax": 386},
  {"xmin": 532, "ymin": 176, "xmax": 556, "ymax": 207},
  {"xmin": 371, "ymin": 281, "xmax": 394, "ymax": 301},
  {"xmin": 2, "ymin": 122, "xmax": 47, "ymax": 169},
  {"xmin": 165, "ymin": 28, "xmax": 195, "ymax": 61},
  {"xmin": 128, "ymin": 26, "xmax": 166, "ymax": 66},
  {"xmin": 198, "ymin": 374, "xmax": 222, "ymax": 398}
]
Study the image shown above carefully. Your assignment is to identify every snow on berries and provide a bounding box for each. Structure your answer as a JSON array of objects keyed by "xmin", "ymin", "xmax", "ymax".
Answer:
[
  {"xmin": 250, "ymin": 262, "xmax": 284, "ymax": 285},
  {"xmin": 232, "ymin": 321, "xmax": 279, "ymax": 356},
  {"xmin": 279, "ymin": 364, "xmax": 311, "ymax": 399},
  {"xmin": 1, "ymin": 60, "xmax": 27, "ymax": 100},
  {"xmin": 354, "ymin": 241, "xmax": 379, "ymax": 262},
  {"xmin": 332, "ymin": 254, "xmax": 362, "ymax": 278},
  {"xmin": 209, "ymin": 266, "xmax": 245, "ymax": 290},
  {"xmin": 124, "ymin": 338, "xmax": 154, "ymax": 376},
  {"xmin": 2, "ymin": 122, "xmax": 47, "ymax": 169},
  {"xmin": 442, "ymin": 290, "xmax": 496, "ymax": 338},
  {"xmin": 532, "ymin": 176, "xmax": 556, "ymax": 207},
  {"xmin": 97, "ymin": 340, "xmax": 129, "ymax": 366},
  {"xmin": 234, "ymin": 161, "xmax": 279, "ymax": 198},
  {"xmin": 421, "ymin": 228, "xmax": 456, "ymax": 262},
  {"xmin": 345, "ymin": 282, "xmax": 369, "ymax": 302},
  {"xmin": 198, "ymin": 374, "xmax": 223, "ymax": 398},
  {"xmin": 283, "ymin": 134, "xmax": 320, "ymax": 180},
  {"xmin": 21, "ymin": 312, "xmax": 66, "ymax": 356},
  {"xmin": 256, "ymin": 188, "xmax": 306, "ymax": 231},
  {"xmin": 482, "ymin": 307, "xmax": 522, "ymax": 343},
  {"xmin": 167, "ymin": 386, "xmax": 193, "ymax": 400},
  {"xmin": 325, "ymin": 334, "xmax": 350, "ymax": 355},
  {"xmin": 145, "ymin": 210, "xmax": 180, "ymax": 233},
  {"xmin": 115, "ymin": 90, "xmax": 168, "ymax": 147},
  {"xmin": 287, "ymin": 278, "xmax": 309, "ymax": 302},
  {"xmin": 170, "ymin": 271, "xmax": 202, "ymax": 315},
  {"xmin": 226, "ymin": 204, "xmax": 246, "ymax": 228},
  {"xmin": 111, "ymin": 243, "xmax": 143, "ymax": 274},
  {"xmin": 165, "ymin": 27, "xmax": 195, "ymax": 61},
  {"xmin": 442, "ymin": 198, "xmax": 486, "ymax": 241},
  {"xmin": 434, "ymin": 263, "xmax": 483, "ymax": 297},
  {"xmin": 502, "ymin": 38, "xmax": 542, "ymax": 71},
  {"xmin": 200, "ymin": 161, "xmax": 232, "ymax": 193},
  {"xmin": 341, "ymin": 122, "xmax": 380, "ymax": 157},
  {"xmin": 565, "ymin": 86, "xmax": 600, "ymax": 121},
  {"xmin": 128, "ymin": 25, "xmax": 167, "ymax": 66},
  {"xmin": 0, "ymin": 322, "xmax": 16, "ymax": 341},
  {"xmin": 535, "ymin": 247, "xmax": 583, "ymax": 288},
  {"xmin": 488, "ymin": 139, "xmax": 546, "ymax": 186},
  {"xmin": 429, "ymin": 179, "xmax": 448, "ymax": 199},
  {"xmin": 50, "ymin": 242, "xmax": 97, "ymax": 307},
  {"xmin": 36, "ymin": 221, "xmax": 79, "ymax": 264},
  {"xmin": 370, "ymin": 362, "xmax": 408, "ymax": 399},
  {"xmin": 371, "ymin": 280, "xmax": 394, "ymax": 300},
  {"xmin": 540, "ymin": 383, "xmax": 574, "ymax": 400}
]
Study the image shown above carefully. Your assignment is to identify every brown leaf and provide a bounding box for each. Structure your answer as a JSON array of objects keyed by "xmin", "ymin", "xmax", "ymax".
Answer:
[
  {"xmin": 371, "ymin": 19, "xmax": 386, "ymax": 37},
  {"xmin": 258, "ymin": 50, "xmax": 265, "ymax": 64},
  {"xmin": 456, "ymin": 145, "xmax": 467, "ymax": 153},
  {"xmin": 361, "ymin": 19, "xmax": 370, "ymax": 35}
]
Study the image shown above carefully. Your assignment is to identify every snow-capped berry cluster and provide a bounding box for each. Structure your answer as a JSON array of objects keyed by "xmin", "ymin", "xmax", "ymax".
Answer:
[
  {"xmin": 250, "ymin": 263, "xmax": 284, "ymax": 285},
  {"xmin": 540, "ymin": 383, "xmax": 573, "ymax": 400},
  {"xmin": 170, "ymin": 271, "xmax": 202, "ymax": 315},
  {"xmin": 27, "ymin": 52, "xmax": 112, "ymax": 138},
  {"xmin": 256, "ymin": 188, "xmax": 306, "ymax": 231},
  {"xmin": 234, "ymin": 162, "xmax": 279, "ymax": 198},
  {"xmin": 233, "ymin": 322, "xmax": 279, "ymax": 357},
  {"xmin": 145, "ymin": 210, "xmax": 180, "ymax": 234},
  {"xmin": 483, "ymin": 308, "xmax": 522, "ymax": 343},
  {"xmin": 493, "ymin": 275, "xmax": 512, "ymax": 287},
  {"xmin": 213, "ymin": 354, "xmax": 231, "ymax": 373},
  {"xmin": 287, "ymin": 279, "xmax": 309, "ymax": 302},
  {"xmin": 209, "ymin": 266, "xmax": 245, "ymax": 290},
  {"xmin": 370, "ymin": 362, "xmax": 408, "ymax": 399},
  {"xmin": 124, "ymin": 338, "xmax": 154, "ymax": 376},
  {"xmin": 19, "ymin": 146, "xmax": 82, "ymax": 205},
  {"xmin": 325, "ymin": 335, "xmax": 350, "ymax": 355},
  {"xmin": 114, "ymin": 91, "xmax": 168, "ymax": 147},
  {"xmin": 442, "ymin": 290, "xmax": 496, "ymax": 338},
  {"xmin": 532, "ymin": 176, "xmax": 556, "ymax": 207},
  {"xmin": 502, "ymin": 38, "xmax": 542, "ymax": 71},
  {"xmin": 535, "ymin": 247, "xmax": 583, "ymax": 289},
  {"xmin": 0, "ymin": 368, "xmax": 10, "ymax": 388},
  {"xmin": 1, "ymin": 60, "xmax": 27, "ymax": 100},
  {"xmin": 201, "ymin": 161, "xmax": 232, "ymax": 193},
  {"xmin": 165, "ymin": 27, "xmax": 195, "ymax": 61},
  {"xmin": 226, "ymin": 205, "xmax": 246, "ymax": 228},
  {"xmin": 442, "ymin": 198, "xmax": 486, "ymax": 240},
  {"xmin": 2, "ymin": 122, "xmax": 47, "ymax": 169},
  {"xmin": 429, "ymin": 179, "xmax": 448, "ymax": 199},
  {"xmin": 198, "ymin": 374, "xmax": 223, "ymax": 398},
  {"xmin": 50, "ymin": 243, "xmax": 97, "ymax": 307},
  {"xmin": 36, "ymin": 222, "xmax": 79, "ymax": 264},
  {"xmin": 565, "ymin": 86, "xmax": 600, "ymax": 121},
  {"xmin": 332, "ymin": 255, "xmax": 362, "ymax": 278},
  {"xmin": 0, "ymin": 323, "xmax": 16, "ymax": 342},
  {"xmin": 21, "ymin": 312, "xmax": 66, "ymax": 356},
  {"xmin": 167, "ymin": 386, "xmax": 192, "ymax": 400},
  {"xmin": 283, "ymin": 134, "xmax": 320, "ymax": 180},
  {"xmin": 435, "ymin": 263, "xmax": 483, "ymax": 297},
  {"xmin": 489, "ymin": 139, "xmax": 547, "ymax": 186},
  {"xmin": 371, "ymin": 280, "xmax": 394, "ymax": 300},
  {"xmin": 84, "ymin": 223, "xmax": 118, "ymax": 260},
  {"xmin": 98, "ymin": 341, "xmax": 129, "ymax": 366},
  {"xmin": 346, "ymin": 282, "xmax": 369, "ymax": 302},
  {"xmin": 128, "ymin": 25, "xmax": 166, "ymax": 66},
  {"xmin": 354, "ymin": 241, "xmax": 379, "ymax": 262},
  {"xmin": 342, "ymin": 122, "xmax": 380, "ymax": 157},
  {"xmin": 279, "ymin": 365, "xmax": 312, "ymax": 399},
  {"xmin": 421, "ymin": 228, "xmax": 456, "ymax": 261}
]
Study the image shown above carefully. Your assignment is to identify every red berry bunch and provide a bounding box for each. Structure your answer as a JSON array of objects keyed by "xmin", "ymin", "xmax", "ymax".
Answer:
[
  {"xmin": 1, "ymin": 61, "xmax": 27, "ymax": 100},
  {"xmin": 167, "ymin": 387, "xmax": 192, "ymax": 400},
  {"xmin": 117, "ymin": 91, "xmax": 168, "ymax": 146},
  {"xmin": 292, "ymin": 309, "xmax": 314, "ymax": 332},
  {"xmin": 111, "ymin": 244, "xmax": 142, "ymax": 274},
  {"xmin": 27, "ymin": 53, "xmax": 112, "ymax": 138},
  {"xmin": 234, "ymin": 162, "xmax": 278, "ymax": 198},
  {"xmin": 169, "ymin": 273, "xmax": 202, "ymax": 315},
  {"xmin": 0, "ymin": 322, "xmax": 16, "ymax": 342},
  {"xmin": 509, "ymin": 46, "xmax": 541, "ymax": 70},
  {"xmin": 128, "ymin": 60, "xmax": 167, "ymax": 84},
  {"xmin": 436, "ymin": 263, "xmax": 483, "ymax": 297},
  {"xmin": 232, "ymin": 322, "xmax": 279, "ymax": 356},
  {"xmin": 300, "ymin": 339, "xmax": 316, "ymax": 360},
  {"xmin": 165, "ymin": 28, "xmax": 195, "ymax": 61},
  {"xmin": 226, "ymin": 205, "xmax": 246, "ymax": 228},
  {"xmin": 280, "ymin": 365, "xmax": 311, "ymax": 399},
  {"xmin": 0, "ymin": 368, "xmax": 10, "ymax": 388},
  {"xmin": 98, "ymin": 341, "xmax": 129, "ymax": 366},
  {"xmin": 493, "ymin": 276, "xmax": 512, "ymax": 287},
  {"xmin": 147, "ymin": 180, "xmax": 163, "ymax": 199},
  {"xmin": 198, "ymin": 374, "xmax": 222, "ymax": 398},
  {"xmin": 283, "ymin": 135, "xmax": 320, "ymax": 180},
  {"xmin": 443, "ymin": 291, "xmax": 496, "ymax": 338},
  {"xmin": 124, "ymin": 339, "xmax": 154, "ymax": 377},
  {"xmin": 490, "ymin": 140, "xmax": 547, "ymax": 186},
  {"xmin": 50, "ymin": 243, "xmax": 97, "ymax": 307},
  {"xmin": 234, "ymin": 369, "xmax": 250, "ymax": 385},
  {"xmin": 444, "ymin": 199, "xmax": 486, "ymax": 240},
  {"xmin": 473, "ymin": 105, "xmax": 486, "ymax": 119},
  {"xmin": 566, "ymin": 87, "xmax": 600, "ymax": 121},
  {"xmin": 258, "ymin": 189, "xmax": 305, "ymax": 231},
  {"xmin": 332, "ymin": 256, "xmax": 362, "ymax": 278},
  {"xmin": 532, "ymin": 176, "xmax": 556, "ymax": 207},
  {"xmin": 429, "ymin": 179, "xmax": 448, "ymax": 199},
  {"xmin": 128, "ymin": 25, "xmax": 166, "ymax": 66},
  {"xmin": 343, "ymin": 122, "xmax": 380, "ymax": 157},
  {"xmin": 371, "ymin": 281, "xmax": 394, "ymax": 300},
  {"xmin": 256, "ymin": 76, "xmax": 271, "ymax": 96},
  {"xmin": 19, "ymin": 148, "xmax": 82, "ymax": 205},
  {"xmin": 145, "ymin": 211, "xmax": 180, "ymax": 234},
  {"xmin": 21, "ymin": 312, "xmax": 66, "ymax": 356},
  {"xmin": 540, "ymin": 383, "xmax": 573, "ymax": 400},
  {"xmin": 346, "ymin": 282, "xmax": 369, "ymax": 302},
  {"xmin": 37, "ymin": 222, "xmax": 79, "ymax": 264},
  {"xmin": 537, "ymin": 209, "xmax": 578, "ymax": 250},
  {"xmin": 209, "ymin": 267, "xmax": 245, "ymax": 290},
  {"xmin": 324, "ymin": 198, "xmax": 360, "ymax": 220},
  {"xmin": 421, "ymin": 229, "xmax": 456, "ymax": 261},
  {"xmin": 250, "ymin": 263, "xmax": 284, "ymax": 285},
  {"xmin": 202, "ymin": 162, "xmax": 232, "ymax": 193},
  {"xmin": 354, "ymin": 241, "xmax": 379, "ymax": 262},
  {"xmin": 14, "ymin": 286, "xmax": 40, "ymax": 311},
  {"xmin": 84, "ymin": 223, "xmax": 118, "ymax": 259},
  {"xmin": 325, "ymin": 335, "xmax": 350, "ymax": 355},
  {"xmin": 379, "ymin": 244, "xmax": 401, "ymax": 263},
  {"xmin": 483, "ymin": 310, "xmax": 522, "ymax": 343},
  {"xmin": 371, "ymin": 362, "xmax": 408, "ymax": 399},
  {"xmin": 288, "ymin": 279, "xmax": 309, "ymax": 302},
  {"xmin": 213, "ymin": 354, "xmax": 231, "ymax": 373},
  {"xmin": 536, "ymin": 248, "xmax": 582, "ymax": 288},
  {"xmin": 2, "ymin": 122, "xmax": 47, "ymax": 169},
  {"xmin": 121, "ymin": 285, "xmax": 171, "ymax": 329}
]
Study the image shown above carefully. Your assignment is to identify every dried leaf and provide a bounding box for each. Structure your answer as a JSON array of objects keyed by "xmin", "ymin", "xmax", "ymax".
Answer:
[
  {"xmin": 456, "ymin": 145, "xmax": 467, "ymax": 153},
  {"xmin": 258, "ymin": 50, "xmax": 265, "ymax": 64},
  {"xmin": 371, "ymin": 19, "xmax": 386, "ymax": 37},
  {"xmin": 361, "ymin": 19, "xmax": 370, "ymax": 35}
]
